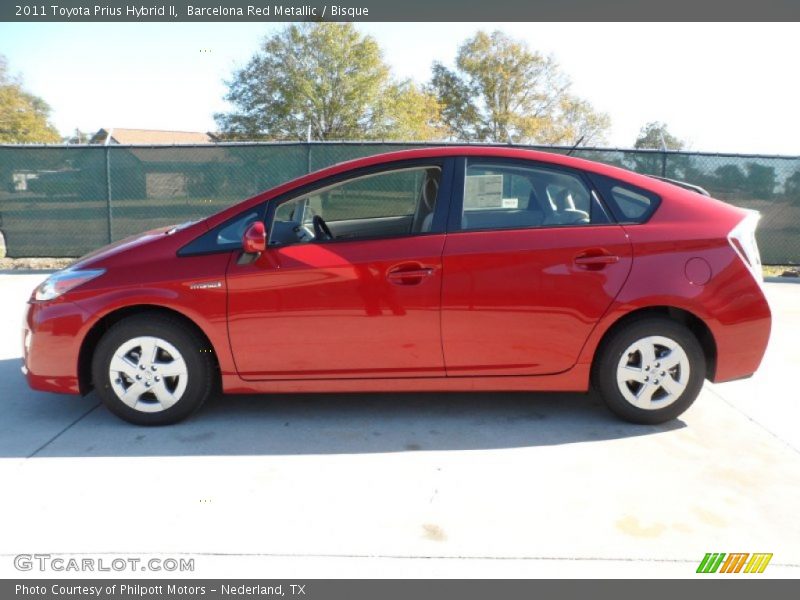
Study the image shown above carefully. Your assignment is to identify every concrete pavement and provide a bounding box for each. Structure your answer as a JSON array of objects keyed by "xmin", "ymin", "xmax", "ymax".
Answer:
[{"xmin": 0, "ymin": 273, "xmax": 798, "ymax": 578}]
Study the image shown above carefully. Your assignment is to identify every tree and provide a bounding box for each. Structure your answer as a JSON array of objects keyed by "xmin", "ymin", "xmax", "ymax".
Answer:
[
  {"xmin": 0, "ymin": 55, "xmax": 60, "ymax": 143},
  {"xmin": 379, "ymin": 82, "xmax": 448, "ymax": 141},
  {"xmin": 429, "ymin": 62, "xmax": 484, "ymax": 141},
  {"xmin": 217, "ymin": 24, "xmax": 395, "ymax": 141},
  {"xmin": 784, "ymin": 170, "xmax": 800, "ymax": 206},
  {"xmin": 744, "ymin": 162, "xmax": 776, "ymax": 199},
  {"xmin": 634, "ymin": 122, "xmax": 684, "ymax": 150},
  {"xmin": 429, "ymin": 30, "xmax": 610, "ymax": 145},
  {"xmin": 713, "ymin": 164, "xmax": 747, "ymax": 194},
  {"xmin": 629, "ymin": 122, "xmax": 686, "ymax": 177},
  {"xmin": 549, "ymin": 96, "xmax": 611, "ymax": 147}
]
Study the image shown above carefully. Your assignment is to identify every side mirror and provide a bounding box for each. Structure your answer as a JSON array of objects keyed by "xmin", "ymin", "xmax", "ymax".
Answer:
[{"xmin": 242, "ymin": 221, "xmax": 266, "ymax": 254}]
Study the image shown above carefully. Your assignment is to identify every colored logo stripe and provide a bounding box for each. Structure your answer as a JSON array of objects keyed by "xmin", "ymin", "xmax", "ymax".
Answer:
[
  {"xmin": 720, "ymin": 553, "xmax": 749, "ymax": 573},
  {"xmin": 744, "ymin": 553, "xmax": 773, "ymax": 573},
  {"xmin": 697, "ymin": 553, "xmax": 772, "ymax": 573},
  {"xmin": 697, "ymin": 553, "xmax": 726, "ymax": 573}
]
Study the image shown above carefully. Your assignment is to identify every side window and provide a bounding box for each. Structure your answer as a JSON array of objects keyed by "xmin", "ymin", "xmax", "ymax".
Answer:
[
  {"xmin": 216, "ymin": 210, "xmax": 260, "ymax": 246},
  {"xmin": 588, "ymin": 174, "xmax": 660, "ymax": 223},
  {"xmin": 461, "ymin": 160, "xmax": 595, "ymax": 231},
  {"xmin": 178, "ymin": 205, "xmax": 265, "ymax": 256},
  {"xmin": 269, "ymin": 166, "xmax": 441, "ymax": 245},
  {"xmin": 609, "ymin": 186, "xmax": 654, "ymax": 221}
]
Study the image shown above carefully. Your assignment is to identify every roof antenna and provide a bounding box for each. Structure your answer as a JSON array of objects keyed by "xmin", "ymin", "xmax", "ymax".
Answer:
[{"xmin": 566, "ymin": 135, "xmax": 585, "ymax": 156}]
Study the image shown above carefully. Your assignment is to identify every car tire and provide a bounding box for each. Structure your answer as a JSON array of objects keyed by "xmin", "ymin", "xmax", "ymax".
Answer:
[
  {"xmin": 91, "ymin": 313, "xmax": 215, "ymax": 425},
  {"xmin": 593, "ymin": 317, "xmax": 706, "ymax": 424}
]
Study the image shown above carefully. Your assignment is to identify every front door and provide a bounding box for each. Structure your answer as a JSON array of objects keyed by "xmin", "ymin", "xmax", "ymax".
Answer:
[{"xmin": 226, "ymin": 161, "xmax": 452, "ymax": 380}]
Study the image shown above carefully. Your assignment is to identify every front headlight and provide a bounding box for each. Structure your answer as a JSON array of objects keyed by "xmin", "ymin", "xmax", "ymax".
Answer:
[{"xmin": 34, "ymin": 268, "xmax": 105, "ymax": 301}]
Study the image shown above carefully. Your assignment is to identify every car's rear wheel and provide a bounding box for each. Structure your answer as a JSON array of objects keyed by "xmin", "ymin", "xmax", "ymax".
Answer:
[
  {"xmin": 593, "ymin": 317, "xmax": 706, "ymax": 424},
  {"xmin": 91, "ymin": 313, "xmax": 214, "ymax": 425}
]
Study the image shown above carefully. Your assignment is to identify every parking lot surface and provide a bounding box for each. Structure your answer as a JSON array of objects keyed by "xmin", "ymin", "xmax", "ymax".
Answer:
[{"xmin": 0, "ymin": 273, "xmax": 798, "ymax": 578}]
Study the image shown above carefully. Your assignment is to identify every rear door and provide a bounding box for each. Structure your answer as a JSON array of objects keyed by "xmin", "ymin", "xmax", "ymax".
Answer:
[
  {"xmin": 441, "ymin": 157, "xmax": 633, "ymax": 376},
  {"xmin": 226, "ymin": 160, "xmax": 454, "ymax": 380}
]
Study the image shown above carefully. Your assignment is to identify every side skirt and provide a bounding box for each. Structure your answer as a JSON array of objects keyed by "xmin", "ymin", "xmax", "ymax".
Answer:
[{"xmin": 220, "ymin": 364, "xmax": 591, "ymax": 394}]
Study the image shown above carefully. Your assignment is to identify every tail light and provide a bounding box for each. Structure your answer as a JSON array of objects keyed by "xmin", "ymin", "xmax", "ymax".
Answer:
[{"xmin": 728, "ymin": 210, "xmax": 763, "ymax": 283}]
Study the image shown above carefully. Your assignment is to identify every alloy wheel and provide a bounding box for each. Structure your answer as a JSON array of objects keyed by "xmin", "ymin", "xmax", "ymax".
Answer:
[
  {"xmin": 108, "ymin": 336, "xmax": 188, "ymax": 413},
  {"xmin": 615, "ymin": 335, "xmax": 690, "ymax": 410}
]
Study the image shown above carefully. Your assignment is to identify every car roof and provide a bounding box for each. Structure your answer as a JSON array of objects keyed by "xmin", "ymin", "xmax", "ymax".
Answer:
[{"xmin": 320, "ymin": 146, "xmax": 654, "ymax": 185}]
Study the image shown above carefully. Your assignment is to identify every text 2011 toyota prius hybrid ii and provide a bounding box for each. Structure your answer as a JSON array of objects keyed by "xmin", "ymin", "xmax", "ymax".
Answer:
[{"xmin": 22, "ymin": 147, "xmax": 771, "ymax": 425}]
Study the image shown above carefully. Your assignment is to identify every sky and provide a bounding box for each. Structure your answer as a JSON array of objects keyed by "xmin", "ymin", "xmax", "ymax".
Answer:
[{"xmin": 0, "ymin": 22, "xmax": 798, "ymax": 154}]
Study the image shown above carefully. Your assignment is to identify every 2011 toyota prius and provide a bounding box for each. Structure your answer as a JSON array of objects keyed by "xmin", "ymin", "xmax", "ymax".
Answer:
[{"xmin": 22, "ymin": 147, "xmax": 771, "ymax": 425}]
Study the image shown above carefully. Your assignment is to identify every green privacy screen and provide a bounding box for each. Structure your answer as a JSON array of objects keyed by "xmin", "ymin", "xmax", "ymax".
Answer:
[{"xmin": 0, "ymin": 142, "xmax": 798, "ymax": 264}]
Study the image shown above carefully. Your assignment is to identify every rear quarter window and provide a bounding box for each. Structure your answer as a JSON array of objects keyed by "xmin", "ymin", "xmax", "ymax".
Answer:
[
  {"xmin": 610, "ymin": 186, "xmax": 653, "ymax": 220},
  {"xmin": 588, "ymin": 174, "xmax": 661, "ymax": 224}
]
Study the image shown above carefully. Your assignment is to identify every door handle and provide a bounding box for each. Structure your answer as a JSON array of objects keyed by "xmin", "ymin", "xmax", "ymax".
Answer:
[
  {"xmin": 574, "ymin": 250, "xmax": 620, "ymax": 268},
  {"xmin": 386, "ymin": 266, "xmax": 435, "ymax": 284}
]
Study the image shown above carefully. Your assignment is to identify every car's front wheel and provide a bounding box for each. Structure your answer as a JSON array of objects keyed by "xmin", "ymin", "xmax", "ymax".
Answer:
[
  {"xmin": 593, "ymin": 317, "xmax": 706, "ymax": 424},
  {"xmin": 91, "ymin": 313, "xmax": 215, "ymax": 425}
]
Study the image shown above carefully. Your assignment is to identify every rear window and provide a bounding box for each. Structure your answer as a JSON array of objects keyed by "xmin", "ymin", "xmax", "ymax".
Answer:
[{"xmin": 588, "ymin": 174, "xmax": 660, "ymax": 223}]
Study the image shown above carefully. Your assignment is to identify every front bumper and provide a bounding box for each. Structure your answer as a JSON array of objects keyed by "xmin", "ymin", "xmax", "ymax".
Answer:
[{"xmin": 23, "ymin": 298, "xmax": 94, "ymax": 395}]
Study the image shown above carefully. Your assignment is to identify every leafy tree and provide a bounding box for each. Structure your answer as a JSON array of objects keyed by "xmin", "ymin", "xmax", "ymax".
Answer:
[
  {"xmin": 784, "ymin": 170, "xmax": 800, "ymax": 206},
  {"xmin": 554, "ymin": 97, "xmax": 611, "ymax": 147},
  {"xmin": 429, "ymin": 30, "xmax": 609, "ymax": 145},
  {"xmin": 217, "ymin": 24, "xmax": 395, "ymax": 141},
  {"xmin": 744, "ymin": 162, "xmax": 776, "ymax": 199},
  {"xmin": 704, "ymin": 162, "xmax": 776, "ymax": 201},
  {"xmin": 429, "ymin": 61, "xmax": 484, "ymax": 141},
  {"xmin": 379, "ymin": 82, "xmax": 448, "ymax": 141},
  {"xmin": 634, "ymin": 122, "xmax": 685, "ymax": 150},
  {"xmin": 0, "ymin": 55, "xmax": 60, "ymax": 143},
  {"xmin": 629, "ymin": 122, "xmax": 687, "ymax": 178},
  {"xmin": 713, "ymin": 164, "xmax": 747, "ymax": 194}
]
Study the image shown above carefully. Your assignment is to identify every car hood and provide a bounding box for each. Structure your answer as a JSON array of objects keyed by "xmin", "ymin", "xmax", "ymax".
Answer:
[{"xmin": 69, "ymin": 223, "xmax": 188, "ymax": 270}]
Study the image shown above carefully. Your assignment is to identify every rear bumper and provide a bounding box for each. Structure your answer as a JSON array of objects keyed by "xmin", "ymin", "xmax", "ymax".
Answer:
[
  {"xmin": 709, "ymin": 283, "xmax": 771, "ymax": 383},
  {"xmin": 23, "ymin": 299, "xmax": 93, "ymax": 395}
]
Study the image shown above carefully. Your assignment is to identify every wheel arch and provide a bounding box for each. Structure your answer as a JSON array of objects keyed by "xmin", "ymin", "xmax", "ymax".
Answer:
[
  {"xmin": 78, "ymin": 304, "xmax": 220, "ymax": 395},
  {"xmin": 591, "ymin": 305, "xmax": 717, "ymax": 382}
]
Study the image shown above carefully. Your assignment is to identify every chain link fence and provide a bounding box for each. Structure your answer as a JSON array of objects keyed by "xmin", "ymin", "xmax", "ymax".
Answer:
[{"xmin": 0, "ymin": 142, "xmax": 798, "ymax": 264}]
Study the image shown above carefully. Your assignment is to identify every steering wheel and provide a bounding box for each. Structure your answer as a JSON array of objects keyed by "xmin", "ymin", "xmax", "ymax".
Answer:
[{"xmin": 312, "ymin": 215, "xmax": 334, "ymax": 241}]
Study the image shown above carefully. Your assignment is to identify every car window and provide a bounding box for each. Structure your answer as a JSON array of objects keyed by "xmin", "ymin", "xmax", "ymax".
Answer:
[
  {"xmin": 586, "ymin": 173, "xmax": 661, "ymax": 223},
  {"xmin": 269, "ymin": 166, "xmax": 441, "ymax": 245},
  {"xmin": 178, "ymin": 204, "xmax": 266, "ymax": 256},
  {"xmin": 461, "ymin": 160, "xmax": 594, "ymax": 230},
  {"xmin": 216, "ymin": 210, "xmax": 260, "ymax": 246},
  {"xmin": 609, "ymin": 186, "xmax": 653, "ymax": 220}
]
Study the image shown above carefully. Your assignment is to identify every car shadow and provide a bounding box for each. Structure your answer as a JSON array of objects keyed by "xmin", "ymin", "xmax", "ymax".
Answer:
[{"xmin": 0, "ymin": 357, "xmax": 685, "ymax": 458}]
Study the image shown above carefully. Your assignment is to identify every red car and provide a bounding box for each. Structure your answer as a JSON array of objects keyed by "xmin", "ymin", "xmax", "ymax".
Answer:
[{"xmin": 22, "ymin": 147, "xmax": 771, "ymax": 425}]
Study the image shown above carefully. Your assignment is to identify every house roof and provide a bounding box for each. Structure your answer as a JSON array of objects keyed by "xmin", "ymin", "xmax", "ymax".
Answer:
[
  {"xmin": 127, "ymin": 147, "xmax": 235, "ymax": 164},
  {"xmin": 91, "ymin": 128, "xmax": 216, "ymax": 145}
]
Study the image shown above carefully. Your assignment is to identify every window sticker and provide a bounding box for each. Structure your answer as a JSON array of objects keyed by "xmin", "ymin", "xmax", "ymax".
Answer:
[{"xmin": 465, "ymin": 174, "xmax": 504, "ymax": 209}]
